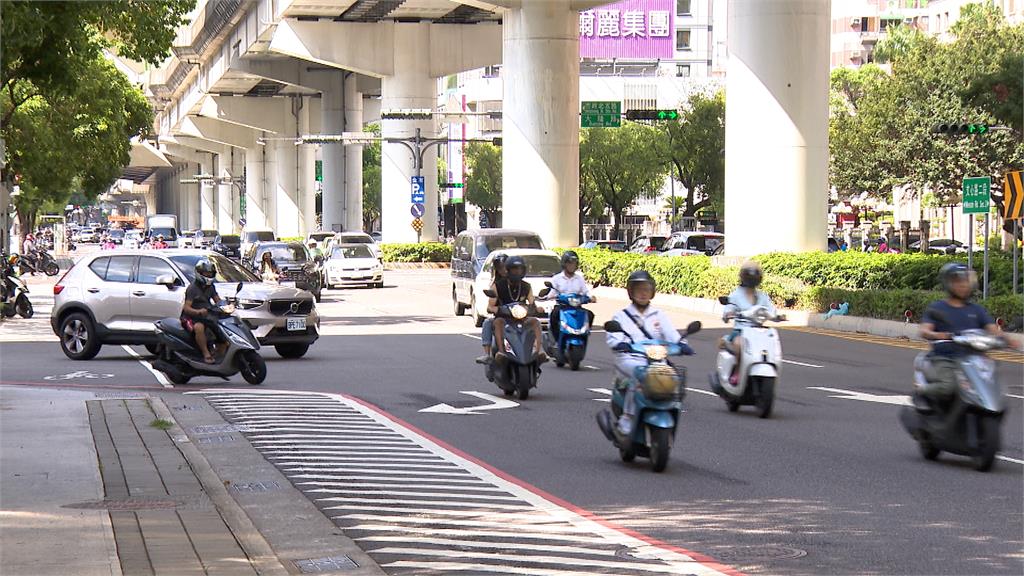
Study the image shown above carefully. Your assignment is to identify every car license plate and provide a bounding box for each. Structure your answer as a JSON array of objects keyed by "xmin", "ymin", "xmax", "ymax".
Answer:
[
  {"xmin": 286, "ymin": 318, "xmax": 306, "ymax": 331},
  {"xmin": 281, "ymin": 281, "xmax": 296, "ymax": 287}
]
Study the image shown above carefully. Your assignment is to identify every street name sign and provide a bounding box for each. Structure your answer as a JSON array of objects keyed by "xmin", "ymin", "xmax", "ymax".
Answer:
[
  {"xmin": 962, "ymin": 177, "xmax": 991, "ymax": 214},
  {"xmin": 581, "ymin": 101, "xmax": 621, "ymax": 128}
]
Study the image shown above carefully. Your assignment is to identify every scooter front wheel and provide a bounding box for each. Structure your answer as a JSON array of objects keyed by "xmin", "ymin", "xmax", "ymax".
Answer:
[
  {"xmin": 44, "ymin": 262, "xmax": 59, "ymax": 276},
  {"xmin": 568, "ymin": 344, "xmax": 584, "ymax": 371},
  {"xmin": 238, "ymin": 350, "xmax": 267, "ymax": 385},
  {"xmin": 649, "ymin": 427, "xmax": 672, "ymax": 472},
  {"xmin": 972, "ymin": 414, "xmax": 1000, "ymax": 472},
  {"xmin": 918, "ymin": 438, "xmax": 940, "ymax": 461},
  {"xmin": 15, "ymin": 294, "xmax": 33, "ymax": 318}
]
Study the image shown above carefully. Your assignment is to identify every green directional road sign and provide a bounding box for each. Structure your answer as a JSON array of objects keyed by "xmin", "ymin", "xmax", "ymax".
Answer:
[
  {"xmin": 625, "ymin": 109, "xmax": 679, "ymax": 121},
  {"xmin": 962, "ymin": 176, "xmax": 992, "ymax": 214},
  {"xmin": 581, "ymin": 101, "xmax": 621, "ymax": 128}
]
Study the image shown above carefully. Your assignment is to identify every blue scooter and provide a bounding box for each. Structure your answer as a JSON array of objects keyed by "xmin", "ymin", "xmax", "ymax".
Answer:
[
  {"xmin": 539, "ymin": 281, "xmax": 593, "ymax": 371},
  {"xmin": 597, "ymin": 320, "xmax": 701, "ymax": 472}
]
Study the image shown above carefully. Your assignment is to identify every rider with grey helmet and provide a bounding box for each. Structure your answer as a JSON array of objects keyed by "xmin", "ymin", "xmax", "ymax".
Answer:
[
  {"xmin": 487, "ymin": 255, "xmax": 548, "ymax": 364},
  {"xmin": 181, "ymin": 258, "xmax": 223, "ymax": 364},
  {"xmin": 919, "ymin": 263, "xmax": 1001, "ymax": 400},
  {"xmin": 720, "ymin": 261, "xmax": 778, "ymax": 384}
]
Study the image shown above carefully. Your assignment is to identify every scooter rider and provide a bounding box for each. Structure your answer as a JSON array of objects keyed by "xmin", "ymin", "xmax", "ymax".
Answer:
[
  {"xmin": 180, "ymin": 258, "xmax": 225, "ymax": 364},
  {"xmin": 720, "ymin": 262, "xmax": 778, "ymax": 384},
  {"xmin": 476, "ymin": 253, "xmax": 510, "ymax": 364},
  {"xmin": 607, "ymin": 270, "xmax": 694, "ymax": 437},
  {"xmin": 489, "ymin": 255, "xmax": 548, "ymax": 363},
  {"xmin": 544, "ymin": 250, "xmax": 597, "ymax": 339},
  {"xmin": 919, "ymin": 263, "xmax": 1001, "ymax": 401}
]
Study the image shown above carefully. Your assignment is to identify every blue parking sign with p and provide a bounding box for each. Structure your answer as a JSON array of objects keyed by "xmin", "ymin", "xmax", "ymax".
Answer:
[{"xmin": 411, "ymin": 176, "xmax": 425, "ymax": 204}]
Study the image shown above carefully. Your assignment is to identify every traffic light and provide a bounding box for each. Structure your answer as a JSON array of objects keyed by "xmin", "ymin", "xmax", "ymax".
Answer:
[
  {"xmin": 625, "ymin": 109, "xmax": 680, "ymax": 121},
  {"xmin": 381, "ymin": 109, "xmax": 433, "ymax": 120},
  {"xmin": 933, "ymin": 122, "xmax": 991, "ymax": 135}
]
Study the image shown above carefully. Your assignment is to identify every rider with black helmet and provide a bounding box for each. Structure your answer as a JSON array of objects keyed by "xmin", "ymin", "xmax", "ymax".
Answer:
[
  {"xmin": 543, "ymin": 250, "xmax": 597, "ymax": 339},
  {"xmin": 606, "ymin": 270, "xmax": 693, "ymax": 437},
  {"xmin": 181, "ymin": 258, "xmax": 223, "ymax": 364},
  {"xmin": 919, "ymin": 263, "xmax": 1000, "ymax": 400},
  {"xmin": 475, "ymin": 253, "xmax": 511, "ymax": 364},
  {"xmin": 719, "ymin": 261, "xmax": 777, "ymax": 383},
  {"xmin": 487, "ymin": 255, "xmax": 547, "ymax": 363}
]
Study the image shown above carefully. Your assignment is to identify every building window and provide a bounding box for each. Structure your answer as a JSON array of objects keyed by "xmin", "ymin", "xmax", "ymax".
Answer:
[
  {"xmin": 676, "ymin": 64, "xmax": 690, "ymax": 77},
  {"xmin": 676, "ymin": 29, "xmax": 691, "ymax": 51},
  {"xmin": 677, "ymin": 0, "xmax": 691, "ymax": 16}
]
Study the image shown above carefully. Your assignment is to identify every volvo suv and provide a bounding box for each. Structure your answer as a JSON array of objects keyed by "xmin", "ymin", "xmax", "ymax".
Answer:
[{"xmin": 51, "ymin": 250, "xmax": 320, "ymax": 360}]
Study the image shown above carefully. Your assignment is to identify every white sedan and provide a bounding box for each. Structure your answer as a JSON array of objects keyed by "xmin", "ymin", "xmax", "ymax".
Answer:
[
  {"xmin": 469, "ymin": 248, "xmax": 562, "ymax": 328},
  {"xmin": 323, "ymin": 243, "xmax": 384, "ymax": 288}
]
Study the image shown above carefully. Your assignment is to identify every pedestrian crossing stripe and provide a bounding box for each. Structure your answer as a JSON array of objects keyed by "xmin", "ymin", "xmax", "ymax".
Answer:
[
  {"xmin": 1004, "ymin": 170, "xmax": 1024, "ymax": 220},
  {"xmin": 189, "ymin": 389, "xmax": 742, "ymax": 576}
]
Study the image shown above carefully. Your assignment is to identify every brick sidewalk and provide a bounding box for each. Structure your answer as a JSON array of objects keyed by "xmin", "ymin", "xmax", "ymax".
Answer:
[{"xmin": 87, "ymin": 399, "xmax": 270, "ymax": 575}]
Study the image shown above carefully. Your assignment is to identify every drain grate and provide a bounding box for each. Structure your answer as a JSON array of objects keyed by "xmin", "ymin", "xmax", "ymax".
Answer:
[
  {"xmin": 230, "ymin": 480, "xmax": 282, "ymax": 494},
  {"xmin": 197, "ymin": 435, "xmax": 236, "ymax": 444},
  {"xmin": 707, "ymin": 545, "xmax": 807, "ymax": 562},
  {"xmin": 64, "ymin": 497, "xmax": 179, "ymax": 511},
  {"xmin": 191, "ymin": 424, "xmax": 254, "ymax": 435},
  {"xmin": 293, "ymin": 555, "xmax": 358, "ymax": 573}
]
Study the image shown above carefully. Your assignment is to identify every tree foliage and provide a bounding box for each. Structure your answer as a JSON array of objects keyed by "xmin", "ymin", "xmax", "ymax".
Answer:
[
  {"xmin": 658, "ymin": 91, "xmax": 725, "ymax": 217},
  {"xmin": 464, "ymin": 142, "xmax": 501, "ymax": 223},
  {"xmin": 829, "ymin": 4, "xmax": 1024, "ymax": 206},
  {"xmin": 362, "ymin": 123, "xmax": 382, "ymax": 232},
  {"xmin": 579, "ymin": 123, "xmax": 667, "ymax": 237}
]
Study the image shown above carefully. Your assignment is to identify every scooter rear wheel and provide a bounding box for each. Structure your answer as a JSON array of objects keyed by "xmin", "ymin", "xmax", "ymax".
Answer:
[
  {"xmin": 15, "ymin": 294, "xmax": 33, "ymax": 318},
  {"xmin": 44, "ymin": 262, "xmax": 59, "ymax": 276},
  {"xmin": 918, "ymin": 439, "xmax": 940, "ymax": 461}
]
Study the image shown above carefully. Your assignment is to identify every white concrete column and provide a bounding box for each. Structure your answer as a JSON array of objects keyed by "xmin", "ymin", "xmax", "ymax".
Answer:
[
  {"xmin": 244, "ymin": 146, "xmax": 268, "ymax": 229},
  {"xmin": 382, "ymin": 22, "xmax": 439, "ymax": 244},
  {"xmin": 216, "ymin": 149, "xmax": 234, "ymax": 234},
  {"xmin": 321, "ymin": 72, "xmax": 346, "ymax": 232},
  {"xmin": 299, "ymin": 96, "xmax": 317, "ymax": 235},
  {"xmin": 724, "ymin": 0, "xmax": 830, "ymax": 254},
  {"xmin": 272, "ymin": 97, "xmax": 301, "ymax": 237},
  {"xmin": 344, "ymin": 74, "xmax": 364, "ymax": 233},
  {"xmin": 200, "ymin": 153, "xmax": 217, "ymax": 230},
  {"xmin": 502, "ymin": 1, "xmax": 580, "ymax": 248}
]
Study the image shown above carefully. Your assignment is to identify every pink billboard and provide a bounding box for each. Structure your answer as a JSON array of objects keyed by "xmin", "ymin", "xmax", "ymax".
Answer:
[{"xmin": 579, "ymin": 0, "xmax": 676, "ymax": 59}]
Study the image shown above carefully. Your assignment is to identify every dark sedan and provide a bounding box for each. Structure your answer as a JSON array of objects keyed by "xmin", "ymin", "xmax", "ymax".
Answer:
[
  {"xmin": 213, "ymin": 234, "xmax": 242, "ymax": 259},
  {"xmin": 242, "ymin": 241, "xmax": 323, "ymax": 302}
]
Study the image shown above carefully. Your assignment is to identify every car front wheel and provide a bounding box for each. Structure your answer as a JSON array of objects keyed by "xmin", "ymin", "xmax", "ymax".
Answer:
[
  {"xmin": 60, "ymin": 312, "xmax": 102, "ymax": 360},
  {"xmin": 275, "ymin": 344, "xmax": 310, "ymax": 359}
]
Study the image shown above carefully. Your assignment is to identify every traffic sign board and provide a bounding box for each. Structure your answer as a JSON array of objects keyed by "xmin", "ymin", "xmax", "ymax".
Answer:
[
  {"xmin": 625, "ymin": 109, "xmax": 679, "ymax": 121},
  {"xmin": 962, "ymin": 177, "xmax": 992, "ymax": 214},
  {"xmin": 411, "ymin": 175, "xmax": 425, "ymax": 203},
  {"xmin": 1003, "ymin": 171, "xmax": 1023, "ymax": 220},
  {"xmin": 411, "ymin": 218, "xmax": 423, "ymax": 232},
  {"xmin": 410, "ymin": 203, "xmax": 425, "ymax": 218},
  {"xmin": 581, "ymin": 101, "xmax": 621, "ymax": 128}
]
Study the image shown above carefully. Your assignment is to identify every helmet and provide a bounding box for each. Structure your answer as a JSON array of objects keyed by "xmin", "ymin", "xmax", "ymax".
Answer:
[
  {"xmin": 560, "ymin": 250, "xmax": 580, "ymax": 269},
  {"xmin": 492, "ymin": 253, "xmax": 509, "ymax": 272},
  {"xmin": 626, "ymin": 270, "xmax": 656, "ymax": 294},
  {"xmin": 505, "ymin": 255, "xmax": 527, "ymax": 282},
  {"xmin": 156, "ymin": 234, "xmax": 164, "ymax": 241},
  {"xmin": 939, "ymin": 262, "xmax": 975, "ymax": 295},
  {"xmin": 739, "ymin": 262, "xmax": 763, "ymax": 288},
  {"xmin": 195, "ymin": 258, "xmax": 217, "ymax": 285}
]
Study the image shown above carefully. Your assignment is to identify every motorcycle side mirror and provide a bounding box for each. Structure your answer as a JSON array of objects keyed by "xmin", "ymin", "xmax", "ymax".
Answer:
[
  {"xmin": 603, "ymin": 320, "xmax": 624, "ymax": 333},
  {"xmin": 155, "ymin": 274, "xmax": 176, "ymax": 288},
  {"xmin": 718, "ymin": 296, "xmax": 729, "ymax": 305},
  {"xmin": 538, "ymin": 288, "xmax": 551, "ymax": 298},
  {"xmin": 784, "ymin": 298, "xmax": 797, "ymax": 308},
  {"xmin": 544, "ymin": 281, "xmax": 553, "ymax": 288},
  {"xmin": 683, "ymin": 321, "xmax": 702, "ymax": 336},
  {"xmin": 483, "ymin": 289, "xmax": 497, "ymax": 298}
]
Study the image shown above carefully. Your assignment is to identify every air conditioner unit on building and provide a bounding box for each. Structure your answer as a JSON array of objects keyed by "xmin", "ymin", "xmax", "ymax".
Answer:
[
  {"xmin": 851, "ymin": 17, "xmax": 861, "ymax": 28},
  {"xmin": 851, "ymin": 50, "xmax": 862, "ymax": 59}
]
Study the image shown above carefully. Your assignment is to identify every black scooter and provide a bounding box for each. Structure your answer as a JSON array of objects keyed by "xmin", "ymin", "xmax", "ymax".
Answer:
[
  {"xmin": 152, "ymin": 282, "xmax": 266, "ymax": 385},
  {"xmin": 482, "ymin": 289, "xmax": 541, "ymax": 400}
]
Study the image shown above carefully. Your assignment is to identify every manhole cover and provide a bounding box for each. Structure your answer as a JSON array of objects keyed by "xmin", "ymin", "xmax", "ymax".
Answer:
[
  {"xmin": 707, "ymin": 545, "xmax": 807, "ymax": 562},
  {"xmin": 293, "ymin": 555, "xmax": 358, "ymax": 573},
  {"xmin": 64, "ymin": 497, "xmax": 180, "ymax": 511}
]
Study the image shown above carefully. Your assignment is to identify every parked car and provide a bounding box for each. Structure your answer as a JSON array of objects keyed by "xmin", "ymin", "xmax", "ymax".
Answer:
[
  {"xmin": 451, "ymin": 228, "xmax": 545, "ymax": 318},
  {"xmin": 579, "ymin": 240, "xmax": 628, "ymax": 252},
  {"xmin": 240, "ymin": 229, "xmax": 277, "ymax": 254},
  {"xmin": 181, "ymin": 229, "xmax": 198, "ymax": 248},
  {"xmin": 908, "ymin": 238, "xmax": 970, "ymax": 255},
  {"xmin": 212, "ymin": 234, "xmax": 242, "ymax": 259},
  {"xmin": 108, "ymin": 229, "xmax": 125, "ymax": 245},
  {"xmin": 370, "ymin": 231, "xmax": 382, "ymax": 243},
  {"xmin": 661, "ymin": 232, "xmax": 724, "ymax": 256},
  {"xmin": 322, "ymin": 243, "xmax": 384, "ymax": 289},
  {"xmin": 143, "ymin": 227, "xmax": 179, "ymax": 248},
  {"xmin": 51, "ymin": 250, "xmax": 320, "ymax": 360},
  {"xmin": 469, "ymin": 248, "xmax": 561, "ymax": 328},
  {"xmin": 194, "ymin": 229, "xmax": 218, "ymax": 249},
  {"xmin": 327, "ymin": 232, "xmax": 380, "ymax": 257},
  {"xmin": 242, "ymin": 241, "xmax": 323, "ymax": 302},
  {"xmin": 78, "ymin": 228, "xmax": 99, "ymax": 243},
  {"xmin": 306, "ymin": 231, "xmax": 336, "ymax": 247},
  {"xmin": 123, "ymin": 230, "xmax": 143, "ymax": 250},
  {"xmin": 629, "ymin": 235, "xmax": 668, "ymax": 253}
]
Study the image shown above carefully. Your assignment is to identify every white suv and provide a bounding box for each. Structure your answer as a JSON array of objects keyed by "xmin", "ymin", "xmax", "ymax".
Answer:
[{"xmin": 51, "ymin": 250, "xmax": 320, "ymax": 360}]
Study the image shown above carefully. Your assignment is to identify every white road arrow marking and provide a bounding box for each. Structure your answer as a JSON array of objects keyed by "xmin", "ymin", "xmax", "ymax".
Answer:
[
  {"xmin": 588, "ymin": 388, "xmax": 611, "ymax": 403},
  {"xmin": 419, "ymin": 391, "xmax": 519, "ymax": 415},
  {"xmin": 808, "ymin": 386, "xmax": 911, "ymax": 406}
]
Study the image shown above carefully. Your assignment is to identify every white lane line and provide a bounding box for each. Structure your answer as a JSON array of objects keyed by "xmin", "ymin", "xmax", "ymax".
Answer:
[
  {"xmin": 381, "ymin": 560, "xmax": 605, "ymax": 576},
  {"xmin": 782, "ymin": 359, "xmax": 825, "ymax": 368},
  {"xmin": 359, "ymin": 535, "xmax": 620, "ymax": 557},
  {"xmin": 588, "ymin": 388, "xmax": 611, "ymax": 396},
  {"xmin": 122, "ymin": 345, "xmax": 172, "ymax": 388},
  {"xmin": 326, "ymin": 506, "xmax": 562, "ymax": 520},
  {"xmin": 996, "ymin": 455, "xmax": 1024, "ymax": 465},
  {"xmin": 283, "ymin": 466, "xmax": 477, "ymax": 478},
  {"xmin": 318, "ymin": 497, "xmax": 532, "ymax": 510},
  {"xmin": 307, "ymin": 488, "xmax": 521, "ymax": 501},
  {"xmin": 688, "ymin": 388, "xmax": 720, "ymax": 397},
  {"xmin": 339, "ymin": 518, "xmax": 596, "ymax": 536},
  {"xmin": 1006, "ymin": 393, "xmax": 1024, "ymax": 400},
  {"xmin": 290, "ymin": 474, "xmax": 491, "ymax": 485},
  {"xmin": 334, "ymin": 524, "xmax": 610, "ymax": 545},
  {"xmin": 297, "ymin": 481, "xmax": 512, "ymax": 493},
  {"xmin": 462, "ymin": 333, "xmax": 483, "ymax": 340},
  {"xmin": 373, "ymin": 548, "xmax": 698, "ymax": 574}
]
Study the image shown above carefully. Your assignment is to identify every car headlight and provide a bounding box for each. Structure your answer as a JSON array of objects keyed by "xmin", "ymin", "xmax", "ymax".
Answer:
[
  {"xmin": 645, "ymin": 345, "xmax": 668, "ymax": 361},
  {"xmin": 511, "ymin": 304, "xmax": 528, "ymax": 320},
  {"xmin": 237, "ymin": 298, "xmax": 264, "ymax": 310}
]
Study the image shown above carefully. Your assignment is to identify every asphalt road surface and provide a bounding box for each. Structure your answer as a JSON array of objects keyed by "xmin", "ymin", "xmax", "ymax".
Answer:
[{"xmin": 2, "ymin": 266, "xmax": 1021, "ymax": 576}]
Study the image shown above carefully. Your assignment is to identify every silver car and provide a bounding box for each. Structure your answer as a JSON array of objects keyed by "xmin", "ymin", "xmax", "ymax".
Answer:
[{"xmin": 51, "ymin": 250, "xmax": 320, "ymax": 360}]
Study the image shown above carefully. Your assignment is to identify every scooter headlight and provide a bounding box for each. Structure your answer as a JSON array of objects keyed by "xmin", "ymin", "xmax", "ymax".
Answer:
[
  {"xmin": 567, "ymin": 297, "xmax": 581, "ymax": 307},
  {"xmin": 645, "ymin": 345, "xmax": 668, "ymax": 361},
  {"xmin": 511, "ymin": 304, "xmax": 528, "ymax": 320},
  {"xmin": 559, "ymin": 321, "xmax": 587, "ymax": 335},
  {"xmin": 225, "ymin": 330, "xmax": 250, "ymax": 347}
]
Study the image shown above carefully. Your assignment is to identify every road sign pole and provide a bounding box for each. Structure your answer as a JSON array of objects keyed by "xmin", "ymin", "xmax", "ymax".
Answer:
[
  {"xmin": 1014, "ymin": 219, "xmax": 1020, "ymax": 295},
  {"xmin": 968, "ymin": 214, "xmax": 974, "ymax": 271},
  {"xmin": 983, "ymin": 214, "xmax": 990, "ymax": 300}
]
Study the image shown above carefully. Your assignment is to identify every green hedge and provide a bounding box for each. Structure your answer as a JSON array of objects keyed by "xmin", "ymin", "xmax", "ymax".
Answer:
[
  {"xmin": 798, "ymin": 287, "xmax": 1022, "ymax": 329},
  {"xmin": 754, "ymin": 251, "xmax": 1020, "ymax": 296},
  {"xmin": 380, "ymin": 242, "xmax": 452, "ymax": 262}
]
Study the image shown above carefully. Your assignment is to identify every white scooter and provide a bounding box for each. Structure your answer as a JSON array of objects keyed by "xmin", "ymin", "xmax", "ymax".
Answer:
[{"xmin": 709, "ymin": 298, "xmax": 786, "ymax": 418}]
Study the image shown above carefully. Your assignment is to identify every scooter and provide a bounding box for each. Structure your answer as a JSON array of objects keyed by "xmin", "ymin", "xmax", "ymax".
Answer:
[
  {"xmin": 33, "ymin": 249, "xmax": 60, "ymax": 276},
  {"xmin": 482, "ymin": 289, "xmax": 542, "ymax": 400},
  {"xmin": 597, "ymin": 320, "xmax": 702, "ymax": 473},
  {"xmin": 539, "ymin": 282, "xmax": 592, "ymax": 371},
  {"xmin": 152, "ymin": 282, "xmax": 266, "ymax": 386},
  {"xmin": 900, "ymin": 329, "xmax": 1008, "ymax": 471},
  {"xmin": 709, "ymin": 298, "xmax": 786, "ymax": 418},
  {"xmin": 1, "ymin": 261, "xmax": 33, "ymax": 319}
]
